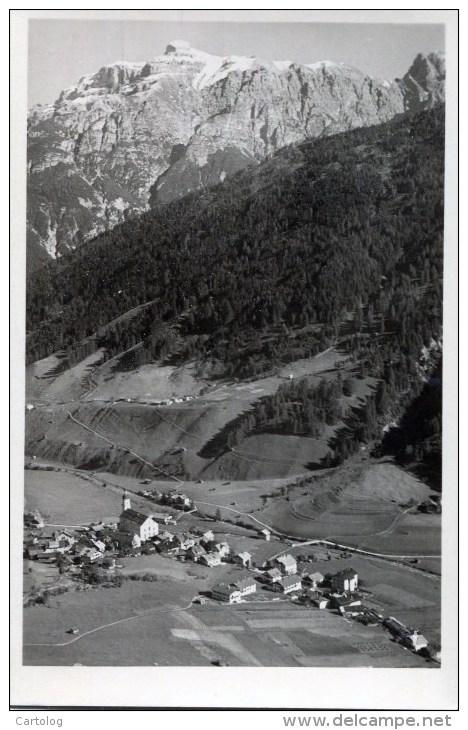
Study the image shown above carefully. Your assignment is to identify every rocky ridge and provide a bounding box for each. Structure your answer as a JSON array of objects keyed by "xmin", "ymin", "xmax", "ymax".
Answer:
[{"xmin": 27, "ymin": 41, "xmax": 445, "ymax": 267}]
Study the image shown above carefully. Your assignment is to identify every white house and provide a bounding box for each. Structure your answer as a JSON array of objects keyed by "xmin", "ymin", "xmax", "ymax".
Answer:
[
  {"xmin": 119, "ymin": 494, "xmax": 159, "ymax": 543},
  {"xmin": 233, "ymin": 576, "xmax": 257, "ymax": 596},
  {"xmin": 404, "ymin": 632, "xmax": 429, "ymax": 652},
  {"xmin": 200, "ymin": 553, "xmax": 222, "ymax": 568},
  {"xmin": 233, "ymin": 551, "xmax": 252, "ymax": 568},
  {"xmin": 215, "ymin": 542, "xmax": 230, "ymax": 558},
  {"xmin": 311, "ymin": 596, "xmax": 330, "ymax": 609},
  {"xmin": 279, "ymin": 575, "xmax": 302, "ymax": 594},
  {"xmin": 212, "ymin": 583, "xmax": 242, "ymax": 603},
  {"xmin": 260, "ymin": 528, "xmax": 271, "ymax": 541},
  {"xmin": 91, "ymin": 538, "xmax": 106, "ymax": 553},
  {"xmin": 331, "ymin": 568, "xmax": 358, "ymax": 593},
  {"xmin": 275, "ymin": 554, "xmax": 297, "ymax": 575}
]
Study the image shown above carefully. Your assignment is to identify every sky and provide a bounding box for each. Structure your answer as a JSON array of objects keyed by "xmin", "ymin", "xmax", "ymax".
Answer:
[{"xmin": 28, "ymin": 19, "xmax": 445, "ymax": 108}]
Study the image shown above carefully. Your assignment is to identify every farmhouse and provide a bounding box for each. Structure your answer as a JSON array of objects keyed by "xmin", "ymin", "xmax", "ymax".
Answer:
[
  {"xmin": 187, "ymin": 544, "xmax": 206, "ymax": 561},
  {"xmin": 383, "ymin": 617, "xmax": 428, "ymax": 652},
  {"xmin": 302, "ymin": 571, "xmax": 324, "ymax": 588},
  {"xmin": 330, "ymin": 594, "xmax": 362, "ymax": 614},
  {"xmin": 260, "ymin": 528, "xmax": 271, "ymax": 541},
  {"xmin": 24, "ymin": 510, "xmax": 44, "ymax": 529},
  {"xmin": 166, "ymin": 492, "xmax": 193, "ymax": 509},
  {"xmin": 28, "ymin": 537, "xmax": 60, "ymax": 555},
  {"xmin": 233, "ymin": 576, "xmax": 257, "ymax": 596},
  {"xmin": 173, "ymin": 534, "xmax": 196, "ymax": 550},
  {"xmin": 274, "ymin": 554, "xmax": 297, "ymax": 575},
  {"xmin": 212, "ymin": 583, "xmax": 242, "ymax": 603},
  {"xmin": 233, "ymin": 551, "xmax": 252, "ymax": 568},
  {"xmin": 75, "ymin": 546, "xmax": 103, "ymax": 564},
  {"xmin": 53, "ymin": 531, "xmax": 76, "ymax": 550},
  {"xmin": 201, "ymin": 530, "xmax": 215, "ymax": 541},
  {"xmin": 112, "ymin": 528, "xmax": 142, "ymax": 550},
  {"xmin": 403, "ymin": 632, "xmax": 429, "ymax": 652},
  {"xmin": 26, "ymin": 544, "xmax": 53, "ymax": 560},
  {"xmin": 279, "ymin": 575, "xmax": 302, "ymax": 594},
  {"xmin": 265, "ymin": 567, "xmax": 282, "ymax": 583},
  {"xmin": 159, "ymin": 530, "xmax": 175, "ymax": 543},
  {"xmin": 119, "ymin": 494, "xmax": 159, "ymax": 543},
  {"xmin": 200, "ymin": 553, "xmax": 222, "ymax": 567},
  {"xmin": 91, "ymin": 538, "xmax": 106, "ymax": 553},
  {"xmin": 151, "ymin": 512, "xmax": 175, "ymax": 525},
  {"xmin": 215, "ymin": 542, "xmax": 230, "ymax": 558},
  {"xmin": 331, "ymin": 568, "xmax": 358, "ymax": 592}
]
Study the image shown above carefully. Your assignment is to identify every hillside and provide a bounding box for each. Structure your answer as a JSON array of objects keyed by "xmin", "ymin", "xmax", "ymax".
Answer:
[
  {"xmin": 25, "ymin": 105, "xmax": 444, "ymax": 483},
  {"xmin": 27, "ymin": 43, "xmax": 444, "ymax": 266}
]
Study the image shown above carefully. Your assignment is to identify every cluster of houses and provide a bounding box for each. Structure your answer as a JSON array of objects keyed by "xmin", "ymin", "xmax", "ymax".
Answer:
[
  {"xmin": 210, "ymin": 556, "xmax": 401, "ymax": 632},
  {"xmin": 210, "ymin": 553, "xmax": 361, "ymax": 609},
  {"xmin": 23, "ymin": 492, "xmax": 430, "ymax": 656},
  {"xmin": 137, "ymin": 487, "xmax": 194, "ymax": 512},
  {"xmin": 24, "ymin": 525, "xmax": 114, "ymax": 568},
  {"xmin": 23, "ymin": 492, "xmax": 235, "ymax": 572}
]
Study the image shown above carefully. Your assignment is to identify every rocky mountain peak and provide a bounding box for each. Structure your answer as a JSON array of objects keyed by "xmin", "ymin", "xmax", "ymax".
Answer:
[
  {"xmin": 399, "ymin": 51, "xmax": 445, "ymax": 111},
  {"xmin": 27, "ymin": 46, "xmax": 445, "ymax": 269},
  {"xmin": 406, "ymin": 51, "xmax": 445, "ymax": 82},
  {"xmin": 164, "ymin": 39, "xmax": 205, "ymax": 57}
]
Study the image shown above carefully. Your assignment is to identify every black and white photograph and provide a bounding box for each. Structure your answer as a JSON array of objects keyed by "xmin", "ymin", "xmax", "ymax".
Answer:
[{"xmin": 10, "ymin": 7, "xmax": 458, "ymax": 711}]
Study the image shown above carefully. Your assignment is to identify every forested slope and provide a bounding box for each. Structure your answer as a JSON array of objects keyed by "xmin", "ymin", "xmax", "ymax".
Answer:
[
  {"xmin": 26, "ymin": 106, "xmax": 444, "ymax": 483},
  {"xmin": 27, "ymin": 104, "xmax": 444, "ymax": 378}
]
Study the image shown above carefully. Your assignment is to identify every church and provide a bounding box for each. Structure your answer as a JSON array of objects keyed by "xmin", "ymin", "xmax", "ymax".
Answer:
[{"xmin": 119, "ymin": 492, "xmax": 159, "ymax": 545}]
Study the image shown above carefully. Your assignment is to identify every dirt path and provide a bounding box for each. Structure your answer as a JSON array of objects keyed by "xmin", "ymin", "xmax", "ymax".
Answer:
[{"xmin": 24, "ymin": 601, "xmax": 194, "ymax": 648}]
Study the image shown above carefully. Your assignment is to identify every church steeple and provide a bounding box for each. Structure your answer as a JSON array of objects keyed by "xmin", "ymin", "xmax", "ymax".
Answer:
[{"xmin": 122, "ymin": 491, "xmax": 131, "ymax": 512}]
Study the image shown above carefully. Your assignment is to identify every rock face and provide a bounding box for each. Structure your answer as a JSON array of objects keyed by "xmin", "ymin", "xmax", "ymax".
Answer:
[{"xmin": 27, "ymin": 41, "xmax": 445, "ymax": 267}]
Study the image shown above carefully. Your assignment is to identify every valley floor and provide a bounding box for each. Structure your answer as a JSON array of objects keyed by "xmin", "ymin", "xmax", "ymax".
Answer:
[{"xmin": 22, "ymin": 460, "xmax": 440, "ymax": 667}]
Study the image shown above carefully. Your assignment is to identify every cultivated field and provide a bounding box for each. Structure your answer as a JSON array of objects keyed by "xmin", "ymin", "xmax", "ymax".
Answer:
[
  {"xmin": 24, "ymin": 468, "xmax": 123, "ymax": 525},
  {"xmin": 23, "ymin": 582, "xmax": 434, "ymax": 667}
]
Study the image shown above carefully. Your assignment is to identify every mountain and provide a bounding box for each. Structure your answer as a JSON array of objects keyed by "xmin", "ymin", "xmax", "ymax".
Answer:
[
  {"xmin": 27, "ymin": 42, "xmax": 445, "ymax": 268},
  {"xmin": 25, "ymin": 106, "xmax": 444, "ymax": 481}
]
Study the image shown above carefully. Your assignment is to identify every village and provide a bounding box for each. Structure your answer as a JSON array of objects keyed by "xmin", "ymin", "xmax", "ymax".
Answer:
[{"xmin": 23, "ymin": 483, "xmax": 435, "ymax": 662}]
